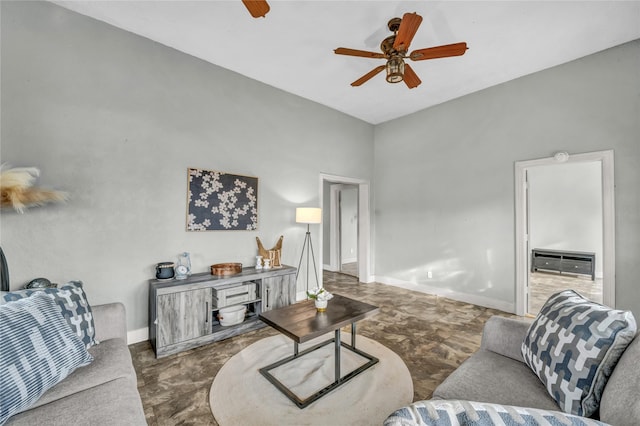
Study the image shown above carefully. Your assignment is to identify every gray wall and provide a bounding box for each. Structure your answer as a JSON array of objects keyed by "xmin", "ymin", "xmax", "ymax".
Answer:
[
  {"xmin": 0, "ymin": 1, "xmax": 374, "ymax": 332},
  {"xmin": 529, "ymin": 162, "xmax": 603, "ymax": 277},
  {"xmin": 374, "ymin": 40, "xmax": 640, "ymax": 318}
]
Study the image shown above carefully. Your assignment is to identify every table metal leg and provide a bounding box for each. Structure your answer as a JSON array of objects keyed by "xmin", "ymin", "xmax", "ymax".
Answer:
[
  {"xmin": 335, "ymin": 329, "xmax": 341, "ymax": 382},
  {"xmin": 259, "ymin": 327, "xmax": 379, "ymax": 409},
  {"xmin": 351, "ymin": 323, "xmax": 356, "ymax": 348}
]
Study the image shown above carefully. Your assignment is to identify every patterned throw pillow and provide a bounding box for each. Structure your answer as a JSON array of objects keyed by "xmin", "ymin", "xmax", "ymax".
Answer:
[
  {"xmin": 0, "ymin": 292, "xmax": 94, "ymax": 424},
  {"xmin": 2, "ymin": 281, "xmax": 98, "ymax": 349},
  {"xmin": 383, "ymin": 400, "xmax": 609, "ymax": 426},
  {"xmin": 521, "ymin": 290, "xmax": 637, "ymax": 417}
]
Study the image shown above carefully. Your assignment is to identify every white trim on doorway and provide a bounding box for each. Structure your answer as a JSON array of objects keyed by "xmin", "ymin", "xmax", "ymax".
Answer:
[
  {"xmin": 319, "ymin": 173, "xmax": 373, "ymax": 283},
  {"xmin": 514, "ymin": 150, "xmax": 615, "ymax": 316}
]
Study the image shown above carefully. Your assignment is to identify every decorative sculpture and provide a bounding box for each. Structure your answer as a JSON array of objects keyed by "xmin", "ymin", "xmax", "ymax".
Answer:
[{"xmin": 256, "ymin": 235, "xmax": 283, "ymax": 268}]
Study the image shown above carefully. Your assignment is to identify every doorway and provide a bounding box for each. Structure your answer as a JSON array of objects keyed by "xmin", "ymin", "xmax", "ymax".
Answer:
[
  {"xmin": 330, "ymin": 184, "xmax": 359, "ymax": 278},
  {"xmin": 515, "ymin": 150, "xmax": 615, "ymax": 316},
  {"xmin": 319, "ymin": 174, "xmax": 372, "ymax": 284}
]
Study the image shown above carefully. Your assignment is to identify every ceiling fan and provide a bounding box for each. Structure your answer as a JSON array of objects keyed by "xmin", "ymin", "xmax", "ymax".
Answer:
[
  {"xmin": 334, "ymin": 12, "xmax": 468, "ymax": 89},
  {"xmin": 242, "ymin": 0, "xmax": 270, "ymax": 18}
]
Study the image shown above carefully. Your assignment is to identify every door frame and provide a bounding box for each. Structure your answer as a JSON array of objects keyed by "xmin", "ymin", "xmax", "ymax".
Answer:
[
  {"xmin": 514, "ymin": 150, "xmax": 615, "ymax": 316},
  {"xmin": 319, "ymin": 173, "xmax": 372, "ymax": 283}
]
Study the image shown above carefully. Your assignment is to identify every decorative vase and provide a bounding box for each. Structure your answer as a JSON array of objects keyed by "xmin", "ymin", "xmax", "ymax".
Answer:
[
  {"xmin": 315, "ymin": 299, "xmax": 328, "ymax": 312},
  {"xmin": 155, "ymin": 262, "xmax": 175, "ymax": 280}
]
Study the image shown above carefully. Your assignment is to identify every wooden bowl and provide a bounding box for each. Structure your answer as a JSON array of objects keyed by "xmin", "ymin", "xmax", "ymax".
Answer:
[{"xmin": 211, "ymin": 262, "xmax": 242, "ymax": 276}]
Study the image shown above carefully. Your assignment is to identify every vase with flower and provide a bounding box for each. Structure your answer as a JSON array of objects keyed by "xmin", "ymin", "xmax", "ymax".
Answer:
[{"xmin": 307, "ymin": 287, "xmax": 334, "ymax": 312}]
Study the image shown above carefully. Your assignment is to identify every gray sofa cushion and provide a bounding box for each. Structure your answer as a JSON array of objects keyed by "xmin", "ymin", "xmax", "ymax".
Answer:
[
  {"xmin": 599, "ymin": 335, "xmax": 640, "ymax": 425},
  {"xmin": 480, "ymin": 316, "xmax": 532, "ymax": 361},
  {"xmin": 6, "ymin": 377, "xmax": 146, "ymax": 426},
  {"xmin": 432, "ymin": 349, "xmax": 560, "ymax": 412},
  {"xmin": 92, "ymin": 302, "xmax": 127, "ymax": 342},
  {"xmin": 30, "ymin": 338, "xmax": 137, "ymax": 410}
]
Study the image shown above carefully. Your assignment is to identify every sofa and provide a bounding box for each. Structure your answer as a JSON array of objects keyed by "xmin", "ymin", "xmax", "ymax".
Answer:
[
  {"xmin": 4, "ymin": 301, "xmax": 147, "ymax": 425},
  {"xmin": 385, "ymin": 290, "xmax": 639, "ymax": 425}
]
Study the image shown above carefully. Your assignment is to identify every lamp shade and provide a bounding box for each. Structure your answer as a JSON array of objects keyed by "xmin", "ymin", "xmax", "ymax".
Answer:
[{"xmin": 296, "ymin": 207, "xmax": 322, "ymax": 224}]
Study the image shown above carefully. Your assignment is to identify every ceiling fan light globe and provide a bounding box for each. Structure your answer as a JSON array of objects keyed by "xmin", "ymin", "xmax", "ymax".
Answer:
[
  {"xmin": 386, "ymin": 56, "xmax": 404, "ymax": 84},
  {"xmin": 386, "ymin": 74, "xmax": 403, "ymax": 84}
]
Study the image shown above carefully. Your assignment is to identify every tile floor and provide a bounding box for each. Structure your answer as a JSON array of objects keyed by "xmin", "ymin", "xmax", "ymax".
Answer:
[{"xmin": 528, "ymin": 272, "xmax": 603, "ymax": 315}]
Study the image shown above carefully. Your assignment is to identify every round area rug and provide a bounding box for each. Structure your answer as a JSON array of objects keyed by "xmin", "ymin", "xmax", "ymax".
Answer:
[{"xmin": 209, "ymin": 333, "xmax": 413, "ymax": 426}]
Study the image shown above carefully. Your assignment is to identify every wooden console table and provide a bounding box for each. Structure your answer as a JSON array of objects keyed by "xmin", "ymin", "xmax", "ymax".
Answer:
[
  {"xmin": 149, "ymin": 265, "xmax": 296, "ymax": 358},
  {"xmin": 531, "ymin": 248, "xmax": 595, "ymax": 281}
]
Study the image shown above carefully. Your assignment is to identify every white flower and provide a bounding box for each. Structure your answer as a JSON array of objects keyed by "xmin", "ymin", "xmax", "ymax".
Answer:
[
  {"xmin": 307, "ymin": 287, "xmax": 333, "ymax": 301},
  {"xmin": 195, "ymin": 199, "xmax": 209, "ymax": 208}
]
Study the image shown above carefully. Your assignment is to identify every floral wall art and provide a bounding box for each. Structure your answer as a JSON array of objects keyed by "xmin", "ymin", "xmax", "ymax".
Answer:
[{"xmin": 187, "ymin": 168, "xmax": 258, "ymax": 231}]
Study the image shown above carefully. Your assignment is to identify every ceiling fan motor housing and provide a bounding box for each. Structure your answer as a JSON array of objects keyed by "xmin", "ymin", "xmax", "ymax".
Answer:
[
  {"xmin": 380, "ymin": 36, "xmax": 399, "ymax": 56},
  {"xmin": 387, "ymin": 17, "xmax": 402, "ymax": 33}
]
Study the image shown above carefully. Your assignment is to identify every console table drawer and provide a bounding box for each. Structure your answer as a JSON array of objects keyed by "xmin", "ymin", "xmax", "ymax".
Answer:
[
  {"xmin": 213, "ymin": 283, "xmax": 257, "ymax": 308},
  {"xmin": 533, "ymin": 257, "xmax": 561, "ymax": 270},
  {"xmin": 562, "ymin": 260, "xmax": 592, "ymax": 275}
]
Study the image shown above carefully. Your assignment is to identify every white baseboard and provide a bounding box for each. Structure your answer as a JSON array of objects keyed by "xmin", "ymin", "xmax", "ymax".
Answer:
[
  {"xmin": 342, "ymin": 257, "xmax": 357, "ymax": 264},
  {"xmin": 323, "ymin": 264, "xmax": 338, "ymax": 272},
  {"xmin": 359, "ymin": 275, "xmax": 375, "ymax": 284},
  {"xmin": 376, "ymin": 276, "xmax": 515, "ymax": 314},
  {"xmin": 127, "ymin": 327, "xmax": 149, "ymax": 345}
]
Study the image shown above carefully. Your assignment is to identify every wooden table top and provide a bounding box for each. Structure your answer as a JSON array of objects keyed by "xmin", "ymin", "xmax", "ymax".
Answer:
[{"xmin": 259, "ymin": 294, "xmax": 379, "ymax": 344}]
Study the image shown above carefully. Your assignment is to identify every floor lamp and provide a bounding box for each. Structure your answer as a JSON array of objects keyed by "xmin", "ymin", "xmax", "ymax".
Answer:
[{"xmin": 295, "ymin": 207, "xmax": 321, "ymax": 295}]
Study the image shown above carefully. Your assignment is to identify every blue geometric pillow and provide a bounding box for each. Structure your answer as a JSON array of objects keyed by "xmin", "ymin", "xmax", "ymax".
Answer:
[
  {"xmin": 3, "ymin": 281, "xmax": 98, "ymax": 349},
  {"xmin": 521, "ymin": 290, "xmax": 637, "ymax": 417},
  {"xmin": 0, "ymin": 292, "xmax": 94, "ymax": 424},
  {"xmin": 383, "ymin": 400, "xmax": 609, "ymax": 426}
]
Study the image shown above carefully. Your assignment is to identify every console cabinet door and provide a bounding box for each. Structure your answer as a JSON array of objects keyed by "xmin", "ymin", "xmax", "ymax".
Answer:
[
  {"xmin": 262, "ymin": 274, "xmax": 295, "ymax": 311},
  {"xmin": 157, "ymin": 288, "xmax": 212, "ymax": 347}
]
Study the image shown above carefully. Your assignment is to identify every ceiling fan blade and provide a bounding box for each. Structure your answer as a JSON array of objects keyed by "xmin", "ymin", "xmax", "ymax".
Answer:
[
  {"xmin": 393, "ymin": 12, "xmax": 423, "ymax": 52},
  {"xmin": 242, "ymin": 0, "xmax": 270, "ymax": 18},
  {"xmin": 409, "ymin": 42, "xmax": 468, "ymax": 61},
  {"xmin": 351, "ymin": 65, "xmax": 386, "ymax": 87},
  {"xmin": 334, "ymin": 48, "xmax": 386, "ymax": 59},
  {"xmin": 403, "ymin": 64, "xmax": 421, "ymax": 89}
]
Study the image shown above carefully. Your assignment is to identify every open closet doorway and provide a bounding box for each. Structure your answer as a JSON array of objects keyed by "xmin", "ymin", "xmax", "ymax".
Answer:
[
  {"xmin": 320, "ymin": 174, "xmax": 372, "ymax": 283},
  {"xmin": 515, "ymin": 150, "xmax": 615, "ymax": 317}
]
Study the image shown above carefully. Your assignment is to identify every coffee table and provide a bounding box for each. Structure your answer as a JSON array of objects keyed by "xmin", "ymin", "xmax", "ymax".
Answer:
[{"xmin": 258, "ymin": 293, "xmax": 380, "ymax": 408}]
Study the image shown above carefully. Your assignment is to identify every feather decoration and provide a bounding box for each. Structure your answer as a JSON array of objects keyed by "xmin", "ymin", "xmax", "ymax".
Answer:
[{"xmin": 0, "ymin": 165, "xmax": 68, "ymax": 213}]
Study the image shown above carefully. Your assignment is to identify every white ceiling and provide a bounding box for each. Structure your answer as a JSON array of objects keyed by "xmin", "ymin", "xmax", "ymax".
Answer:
[{"xmin": 51, "ymin": 1, "xmax": 640, "ymax": 124}]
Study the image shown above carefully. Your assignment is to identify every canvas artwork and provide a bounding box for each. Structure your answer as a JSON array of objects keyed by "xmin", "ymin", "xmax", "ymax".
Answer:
[{"xmin": 187, "ymin": 168, "xmax": 258, "ymax": 231}]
